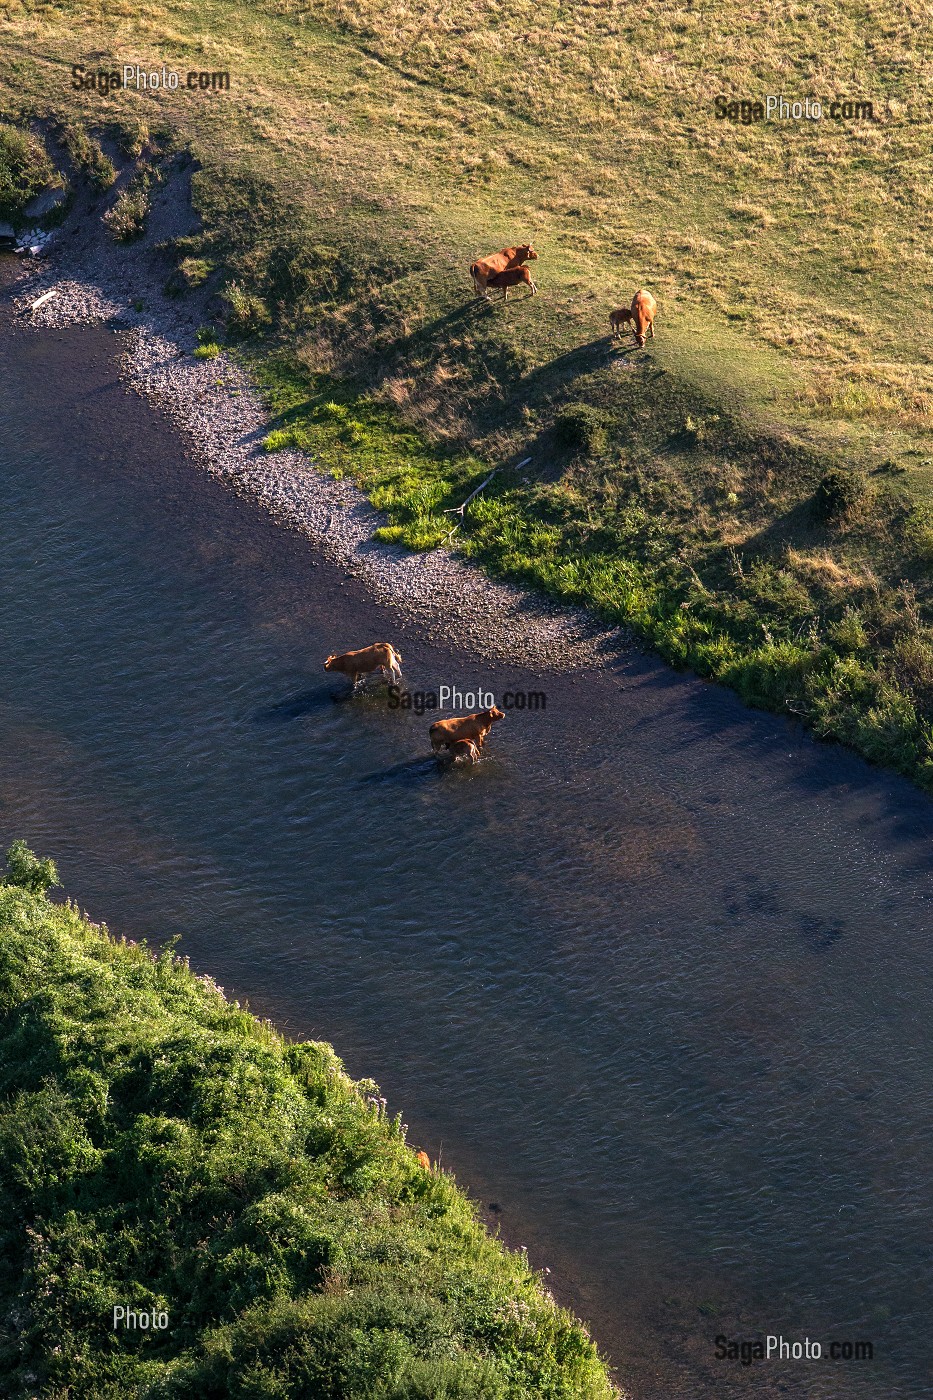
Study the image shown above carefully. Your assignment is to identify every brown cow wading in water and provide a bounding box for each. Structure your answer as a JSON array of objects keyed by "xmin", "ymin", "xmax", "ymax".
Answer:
[
  {"xmin": 430, "ymin": 707, "xmax": 504, "ymax": 753},
  {"xmin": 324, "ymin": 643, "xmax": 403, "ymax": 689}
]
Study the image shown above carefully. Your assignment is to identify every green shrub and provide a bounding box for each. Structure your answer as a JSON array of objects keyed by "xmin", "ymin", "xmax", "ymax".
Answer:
[
  {"xmin": 681, "ymin": 412, "xmax": 720, "ymax": 448},
  {"xmin": 2, "ymin": 839, "xmax": 59, "ymax": 895},
  {"xmin": 554, "ymin": 404, "xmax": 608, "ymax": 457},
  {"xmin": 194, "ymin": 341, "xmax": 221, "ymax": 359},
  {"xmin": 0, "ymin": 123, "xmax": 58, "ymax": 224},
  {"xmin": 61, "ymin": 123, "xmax": 116, "ymax": 190},
  {"xmin": 223, "ymin": 281, "xmax": 272, "ymax": 335},
  {"xmin": 827, "ymin": 610, "xmax": 868, "ymax": 655},
  {"xmin": 811, "ymin": 468, "xmax": 868, "ymax": 524},
  {"xmin": 115, "ymin": 118, "xmax": 149, "ymax": 157},
  {"xmin": 179, "ymin": 255, "xmax": 212, "ymax": 286},
  {"xmin": 103, "ymin": 188, "xmax": 149, "ymax": 240}
]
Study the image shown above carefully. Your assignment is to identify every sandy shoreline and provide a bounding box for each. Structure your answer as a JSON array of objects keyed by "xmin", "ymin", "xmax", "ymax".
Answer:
[{"xmin": 6, "ymin": 247, "xmax": 624, "ymax": 674}]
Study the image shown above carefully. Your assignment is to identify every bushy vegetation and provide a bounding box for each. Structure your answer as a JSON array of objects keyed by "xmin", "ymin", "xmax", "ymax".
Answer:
[
  {"xmin": 60, "ymin": 121, "xmax": 115, "ymax": 191},
  {"xmin": 0, "ymin": 123, "xmax": 58, "ymax": 225},
  {"xmin": 554, "ymin": 406, "xmax": 609, "ymax": 458},
  {"xmin": 811, "ymin": 468, "xmax": 869, "ymax": 525},
  {"xmin": 103, "ymin": 188, "xmax": 148, "ymax": 240},
  {"xmin": 0, "ymin": 849, "xmax": 616, "ymax": 1399}
]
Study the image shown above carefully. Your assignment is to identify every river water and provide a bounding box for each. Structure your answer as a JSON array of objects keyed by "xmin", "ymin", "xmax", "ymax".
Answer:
[{"xmin": 1, "ymin": 264, "xmax": 931, "ymax": 1399}]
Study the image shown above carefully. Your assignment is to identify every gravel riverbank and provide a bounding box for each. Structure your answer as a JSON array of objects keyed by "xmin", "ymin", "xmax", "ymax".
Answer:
[{"xmin": 6, "ymin": 248, "xmax": 623, "ymax": 673}]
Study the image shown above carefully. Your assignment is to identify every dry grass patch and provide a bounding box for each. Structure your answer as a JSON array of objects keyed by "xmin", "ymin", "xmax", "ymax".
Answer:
[{"xmin": 786, "ymin": 548, "xmax": 877, "ymax": 595}]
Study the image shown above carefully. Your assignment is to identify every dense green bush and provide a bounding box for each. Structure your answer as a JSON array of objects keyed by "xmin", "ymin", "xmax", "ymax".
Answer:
[
  {"xmin": 0, "ymin": 124, "xmax": 58, "ymax": 224},
  {"xmin": 1, "ymin": 839, "xmax": 58, "ymax": 894},
  {"xmin": 0, "ymin": 855, "xmax": 616, "ymax": 1399},
  {"xmin": 811, "ymin": 467, "xmax": 868, "ymax": 524},
  {"xmin": 554, "ymin": 405, "xmax": 608, "ymax": 457}
]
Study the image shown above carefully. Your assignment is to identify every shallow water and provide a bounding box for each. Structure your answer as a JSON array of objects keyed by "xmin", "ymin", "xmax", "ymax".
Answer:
[{"xmin": 1, "ymin": 273, "xmax": 931, "ymax": 1398}]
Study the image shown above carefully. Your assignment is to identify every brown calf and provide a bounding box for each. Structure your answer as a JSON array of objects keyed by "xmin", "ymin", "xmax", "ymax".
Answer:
[
  {"xmin": 486, "ymin": 266, "xmax": 538, "ymax": 300},
  {"xmin": 447, "ymin": 738, "xmax": 482, "ymax": 764},
  {"xmin": 609, "ymin": 306, "xmax": 634, "ymax": 338}
]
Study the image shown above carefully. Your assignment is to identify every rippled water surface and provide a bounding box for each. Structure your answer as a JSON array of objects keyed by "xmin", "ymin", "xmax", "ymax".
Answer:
[{"xmin": 2, "ymin": 275, "xmax": 931, "ymax": 1398}]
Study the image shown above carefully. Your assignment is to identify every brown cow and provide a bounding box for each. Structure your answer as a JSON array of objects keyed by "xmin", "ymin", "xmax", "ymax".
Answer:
[
  {"xmin": 324, "ymin": 642, "xmax": 403, "ymax": 688},
  {"xmin": 470, "ymin": 244, "xmax": 538, "ymax": 298},
  {"xmin": 609, "ymin": 306, "xmax": 634, "ymax": 338},
  {"xmin": 416, "ymin": 1150, "xmax": 431, "ymax": 1169},
  {"xmin": 430, "ymin": 707, "xmax": 504, "ymax": 753},
  {"xmin": 630, "ymin": 289, "xmax": 657, "ymax": 347},
  {"xmin": 487, "ymin": 266, "xmax": 538, "ymax": 300}
]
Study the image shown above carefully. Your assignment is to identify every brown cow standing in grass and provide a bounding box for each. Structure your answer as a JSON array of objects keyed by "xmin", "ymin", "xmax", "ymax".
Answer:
[
  {"xmin": 486, "ymin": 266, "xmax": 538, "ymax": 300},
  {"xmin": 430, "ymin": 707, "xmax": 504, "ymax": 753},
  {"xmin": 324, "ymin": 642, "xmax": 403, "ymax": 689},
  {"xmin": 609, "ymin": 306, "xmax": 634, "ymax": 338},
  {"xmin": 470, "ymin": 243, "xmax": 538, "ymax": 298},
  {"xmin": 630, "ymin": 289, "xmax": 657, "ymax": 347}
]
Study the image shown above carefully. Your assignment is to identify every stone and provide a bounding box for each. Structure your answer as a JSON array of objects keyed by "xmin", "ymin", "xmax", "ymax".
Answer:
[{"xmin": 23, "ymin": 186, "xmax": 68, "ymax": 221}]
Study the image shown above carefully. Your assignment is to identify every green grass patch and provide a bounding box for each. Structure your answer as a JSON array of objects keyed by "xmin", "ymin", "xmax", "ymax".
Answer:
[
  {"xmin": 0, "ymin": 845, "xmax": 617, "ymax": 1399},
  {"xmin": 60, "ymin": 121, "xmax": 115, "ymax": 191},
  {"xmin": 0, "ymin": 123, "xmax": 59, "ymax": 226}
]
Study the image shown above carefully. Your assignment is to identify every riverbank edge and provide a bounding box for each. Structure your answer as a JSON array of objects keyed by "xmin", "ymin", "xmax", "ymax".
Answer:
[
  {"xmin": 3, "ymin": 253, "xmax": 623, "ymax": 676},
  {"xmin": 0, "ymin": 867, "xmax": 623, "ymax": 1397}
]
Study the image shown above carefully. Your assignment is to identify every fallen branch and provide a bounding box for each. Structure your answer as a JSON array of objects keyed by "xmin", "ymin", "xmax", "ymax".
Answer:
[
  {"xmin": 443, "ymin": 467, "xmax": 500, "ymax": 519},
  {"xmin": 29, "ymin": 288, "xmax": 59, "ymax": 311},
  {"xmin": 440, "ymin": 457, "xmax": 533, "ymax": 544}
]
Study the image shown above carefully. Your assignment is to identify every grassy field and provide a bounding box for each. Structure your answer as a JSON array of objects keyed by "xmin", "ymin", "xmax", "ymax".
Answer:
[
  {"xmin": 1, "ymin": 0, "xmax": 933, "ymax": 783},
  {"xmin": 0, "ymin": 845, "xmax": 617, "ymax": 1398}
]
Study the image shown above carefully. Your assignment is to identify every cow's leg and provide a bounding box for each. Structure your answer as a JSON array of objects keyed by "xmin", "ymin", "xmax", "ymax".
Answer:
[
  {"xmin": 649, "ymin": 320, "xmax": 655, "ymax": 339},
  {"xmin": 529, "ymin": 280, "xmax": 537, "ymax": 295}
]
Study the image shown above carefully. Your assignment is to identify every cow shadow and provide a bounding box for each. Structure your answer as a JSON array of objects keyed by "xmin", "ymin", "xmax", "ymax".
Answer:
[
  {"xmin": 252, "ymin": 687, "xmax": 350, "ymax": 723},
  {"xmin": 357, "ymin": 756, "xmax": 442, "ymax": 789}
]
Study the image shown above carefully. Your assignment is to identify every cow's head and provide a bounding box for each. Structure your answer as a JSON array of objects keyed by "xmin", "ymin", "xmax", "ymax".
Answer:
[
  {"xmin": 522, "ymin": 244, "xmax": 539, "ymax": 261},
  {"xmin": 323, "ymin": 655, "xmax": 336, "ymax": 670},
  {"xmin": 488, "ymin": 706, "xmax": 505, "ymax": 722}
]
